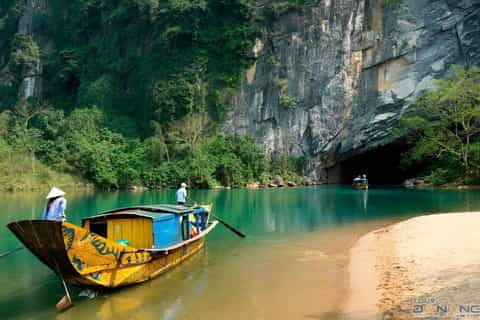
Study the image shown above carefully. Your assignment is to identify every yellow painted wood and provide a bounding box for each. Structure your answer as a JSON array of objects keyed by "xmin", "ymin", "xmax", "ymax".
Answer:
[
  {"xmin": 60, "ymin": 206, "xmax": 214, "ymax": 288},
  {"xmin": 62, "ymin": 222, "xmax": 148, "ymax": 276},
  {"xmin": 106, "ymin": 218, "xmax": 153, "ymax": 248},
  {"xmin": 61, "ymin": 217, "xmax": 214, "ymax": 288}
]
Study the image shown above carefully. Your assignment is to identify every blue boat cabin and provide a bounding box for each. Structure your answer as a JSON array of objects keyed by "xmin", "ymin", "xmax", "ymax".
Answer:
[{"xmin": 81, "ymin": 205, "xmax": 208, "ymax": 249}]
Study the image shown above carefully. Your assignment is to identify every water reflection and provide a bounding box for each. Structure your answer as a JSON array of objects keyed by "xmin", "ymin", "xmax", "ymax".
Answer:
[{"xmin": 0, "ymin": 187, "xmax": 480, "ymax": 319}]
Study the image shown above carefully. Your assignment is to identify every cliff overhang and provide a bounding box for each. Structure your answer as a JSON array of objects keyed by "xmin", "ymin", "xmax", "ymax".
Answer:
[{"xmin": 224, "ymin": 0, "xmax": 480, "ymax": 183}]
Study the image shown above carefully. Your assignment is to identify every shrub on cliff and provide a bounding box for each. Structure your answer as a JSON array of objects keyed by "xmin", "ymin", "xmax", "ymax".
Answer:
[{"xmin": 396, "ymin": 65, "xmax": 480, "ymax": 185}]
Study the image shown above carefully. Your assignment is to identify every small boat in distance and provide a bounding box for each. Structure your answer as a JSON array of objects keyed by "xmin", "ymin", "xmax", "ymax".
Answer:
[
  {"xmin": 352, "ymin": 175, "xmax": 368, "ymax": 190},
  {"xmin": 7, "ymin": 204, "xmax": 218, "ymax": 289}
]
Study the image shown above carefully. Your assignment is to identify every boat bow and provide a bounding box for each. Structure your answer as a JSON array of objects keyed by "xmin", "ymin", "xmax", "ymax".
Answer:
[{"xmin": 7, "ymin": 220, "xmax": 78, "ymax": 279}]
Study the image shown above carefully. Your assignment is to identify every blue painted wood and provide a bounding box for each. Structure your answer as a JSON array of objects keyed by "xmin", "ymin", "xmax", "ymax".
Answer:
[{"xmin": 152, "ymin": 214, "xmax": 182, "ymax": 249}]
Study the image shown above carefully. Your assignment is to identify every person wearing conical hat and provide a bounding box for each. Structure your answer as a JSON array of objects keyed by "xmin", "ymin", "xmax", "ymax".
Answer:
[{"xmin": 42, "ymin": 187, "xmax": 67, "ymax": 221}]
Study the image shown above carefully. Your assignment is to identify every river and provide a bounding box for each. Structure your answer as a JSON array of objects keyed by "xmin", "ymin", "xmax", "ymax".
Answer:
[{"xmin": 0, "ymin": 186, "xmax": 480, "ymax": 319}]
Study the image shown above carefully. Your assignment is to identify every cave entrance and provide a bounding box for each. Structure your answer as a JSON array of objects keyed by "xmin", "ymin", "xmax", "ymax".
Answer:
[{"xmin": 329, "ymin": 143, "xmax": 426, "ymax": 186}]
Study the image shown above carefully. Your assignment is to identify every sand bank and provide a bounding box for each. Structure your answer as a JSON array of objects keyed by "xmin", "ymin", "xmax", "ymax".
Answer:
[{"xmin": 343, "ymin": 212, "xmax": 480, "ymax": 320}]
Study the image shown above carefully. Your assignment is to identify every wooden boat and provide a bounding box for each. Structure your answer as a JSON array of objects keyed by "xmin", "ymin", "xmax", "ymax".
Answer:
[
  {"xmin": 352, "ymin": 181, "xmax": 369, "ymax": 190},
  {"xmin": 7, "ymin": 204, "xmax": 218, "ymax": 289}
]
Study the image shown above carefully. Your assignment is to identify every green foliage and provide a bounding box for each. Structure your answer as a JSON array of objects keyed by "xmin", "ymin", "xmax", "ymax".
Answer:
[
  {"xmin": 279, "ymin": 95, "xmax": 298, "ymax": 109},
  {"xmin": 146, "ymin": 120, "xmax": 169, "ymax": 164},
  {"xmin": 39, "ymin": 0, "xmax": 258, "ymax": 130},
  {"xmin": 0, "ymin": 1, "xmax": 23, "ymax": 50},
  {"xmin": 396, "ymin": 65, "xmax": 480, "ymax": 185},
  {"xmin": 57, "ymin": 107, "xmax": 148, "ymax": 188},
  {"xmin": 424, "ymin": 168, "xmax": 459, "ymax": 186},
  {"xmin": 78, "ymin": 74, "xmax": 122, "ymax": 111},
  {"xmin": 166, "ymin": 113, "xmax": 211, "ymax": 156},
  {"xmin": 0, "ymin": 100, "xmax": 305, "ymax": 189},
  {"xmin": 0, "ymin": 30, "xmax": 40, "ymax": 109},
  {"xmin": 384, "ymin": 0, "xmax": 396, "ymax": 6},
  {"xmin": 141, "ymin": 133, "xmax": 268, "ymax": 189},
  {"xmin": 2, "ymin": 104, "xmax": 292, "ymax": 189},
  {"xmin": 263, "ymin": 0, "xmax": 305, "ymax": 19},
  {"xmin": 44, "ymin": 49, "xmax": 81, "ymax": 102},
  {"xmin": 0, "ymin": 1, "xmax": 22, "ymax": 30},
  {"xmin": 0, "ymin": 0, "xmax": 311, "ymax": 190},
  {"xmin": 0, "ymin": 83, "xmax": 18, "ymax": 110},
  {"xmin": 151, "ymin": 77, "xmax": 198, "ymax": 123},
  {"xmin": 276, "ymin": 78, "xmax": 298, "ymax": 109},
  {"xmin": 203, "ymin": 134, "xmax": 266, "ymax": 187},
  {"xmin": 9, "ymin": 34, "xmax": 40, "ymax": 77},
  {"xmin": 0, "ymin": 104, "xmax": 86, "ymax": 191},
  {"xmin": 269, "ymin": 153, "xmax": 304, "ymax": 182},
  {"xmin": 267, "ymin": 54, "xmax": 279, "ymax": 66},
  {"xmin": 0, "ymin": 139, "xmax": 87, "ymax": 191}
]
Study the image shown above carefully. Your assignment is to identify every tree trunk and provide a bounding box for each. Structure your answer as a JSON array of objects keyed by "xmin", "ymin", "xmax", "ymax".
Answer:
[
  {"xmin": 165, "ymin": 146, "xmax": 170, "ymax": 163},
  {"xmin": 31, "ymin": 152, "xmax": 36, "ymax": 175},
  {"xmin": 464, "ymin": 135, "xmax": 470, "ymax": 173}
]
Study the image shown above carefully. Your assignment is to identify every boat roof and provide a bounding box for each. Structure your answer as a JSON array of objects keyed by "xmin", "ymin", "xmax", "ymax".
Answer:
[
  {"xmin": 102, "ymin": 205, "xmax": 195, "ymax": 215},
  {"xmin": 85, "ymin": 205, "xmax": 197, "ymax": 221}
]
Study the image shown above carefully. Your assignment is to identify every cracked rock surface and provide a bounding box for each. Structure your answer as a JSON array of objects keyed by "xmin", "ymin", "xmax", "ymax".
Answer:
[{"xmin": 224, "ymin": 0, "xmax": 480, "ymax": 182}]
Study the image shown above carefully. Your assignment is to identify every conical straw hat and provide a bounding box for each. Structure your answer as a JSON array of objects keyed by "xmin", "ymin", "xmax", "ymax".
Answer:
[{"xmin": 46, "ymin": 187, "xmax": 66, "ymax": 199}]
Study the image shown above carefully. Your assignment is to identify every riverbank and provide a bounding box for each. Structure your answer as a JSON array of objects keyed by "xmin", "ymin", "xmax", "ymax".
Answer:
[
  {"xmin": 343, "ymin": 212, "xmax": 480, "ymax": 320},
  {"xmin": 0, "ymin": 152, "xmax": 91, "ymax": 192}
]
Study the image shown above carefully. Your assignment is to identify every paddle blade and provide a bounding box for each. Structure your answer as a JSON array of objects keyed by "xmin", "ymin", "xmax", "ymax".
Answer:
[{"xmin": 56, "ymin": 295, "xmax": 73, "ymax": 312}]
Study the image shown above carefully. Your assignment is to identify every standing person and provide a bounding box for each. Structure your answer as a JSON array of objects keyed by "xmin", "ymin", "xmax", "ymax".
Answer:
[
  {"xmin": 176, "ymin": 182, "xmax": 188, "ymax": 205},
  {"xmin": 42, "ymin": 187, "xmax": 67, "ymax": 221},
  {"xmin": 353, "ymin": 175, "xmax": 361, "ymax": 185}
]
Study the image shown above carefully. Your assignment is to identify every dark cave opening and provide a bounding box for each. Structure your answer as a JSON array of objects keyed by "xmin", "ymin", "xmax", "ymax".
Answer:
[{"xmin": 328, "ymin": 143, "xmax": 428, "ymax": 186}]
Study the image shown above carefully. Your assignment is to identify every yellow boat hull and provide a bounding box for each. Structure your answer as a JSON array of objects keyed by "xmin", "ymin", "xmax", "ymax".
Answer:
[{"xmin": 8, "ymin": 218, "xmax": 217, "ymax": 288}]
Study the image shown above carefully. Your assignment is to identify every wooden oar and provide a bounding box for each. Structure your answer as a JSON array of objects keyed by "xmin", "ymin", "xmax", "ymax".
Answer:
[
  {"xmin": 56, "ymin": 278, "xmax": 73, "ymax": 312},
  {"xmin": 53, "ymin": 259, "xmax": 73, "ymax": 312},
  {"xmin": 210, "ymin": 213, "xmax": 246, "ymax": 238},
  {"xmin": 0, "ymin": 246, "xmax": 23, "ymax": 258},
  {"xmin": 186, "ymin": 198, "xmax": 246, "ymax": 238}
]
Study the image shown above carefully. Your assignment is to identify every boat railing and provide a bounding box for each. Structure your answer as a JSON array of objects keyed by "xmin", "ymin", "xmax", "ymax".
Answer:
[{"xmin": 141, "ymin": 220, "xmax": 218, "ymax": 254}]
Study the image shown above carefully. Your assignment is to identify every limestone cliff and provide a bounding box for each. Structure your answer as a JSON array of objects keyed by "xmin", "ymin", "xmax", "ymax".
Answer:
[
  {"xmin": 224, "ymin": 0, "xmax": 480, "ymax": 182},
  {"xmin": 17, "ymin": 0, "xmax": 49, "ymax": 98},
  {"xmin": 0, "ymin": 0, "xmax": 49, "ymax": 99},
  {"xmin": 3, "ymin": 0, "xmax": 480, "ymax": 184}
]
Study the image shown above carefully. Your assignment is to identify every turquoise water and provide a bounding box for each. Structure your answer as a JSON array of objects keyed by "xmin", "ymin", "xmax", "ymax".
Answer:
[{"xmin": 0, "ymin": 187, "xmax": 479, "ymax": 319}]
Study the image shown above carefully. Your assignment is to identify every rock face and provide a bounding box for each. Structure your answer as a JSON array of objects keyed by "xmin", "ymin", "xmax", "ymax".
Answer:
[
  {"xmin": 224, "ymin": 0, "xmax": 480, "ymax": 182},
  {"xmin": 0, "ymin": 0, "xmax": 51, "ymax": 100},
  {"xmin": 16, "ymin": 0, "xmax": 46, "ymax": 99}
]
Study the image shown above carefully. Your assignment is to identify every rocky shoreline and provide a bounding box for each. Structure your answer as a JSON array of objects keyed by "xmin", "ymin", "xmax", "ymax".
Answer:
[
  {"xmin": 124, "ymin": 175, "xmax": 318, "ymax": 192},
  {"xmin": 343, "ymin": 212, "xmax": 480, "ymax": 320}
]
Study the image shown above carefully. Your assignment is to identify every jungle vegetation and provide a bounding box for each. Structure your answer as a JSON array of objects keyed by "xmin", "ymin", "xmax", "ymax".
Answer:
[
  {"xmin": 0, "ymin": 0, "xmax": 305, "ymax": 190},
  {"xmin": 396, "ymin": 65, "xmax": 480, "ymax": 186}
]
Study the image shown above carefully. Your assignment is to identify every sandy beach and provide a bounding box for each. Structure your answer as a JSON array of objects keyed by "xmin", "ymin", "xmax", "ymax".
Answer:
[{"xmin": 343, "ymin": 212, "xmax": 480, "ymax": 320}]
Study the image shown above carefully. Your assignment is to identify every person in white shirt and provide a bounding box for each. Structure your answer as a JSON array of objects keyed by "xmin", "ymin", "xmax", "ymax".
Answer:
[{"xmin": 176, "ymin": 182, "xmax": 187, "ymax": 205}]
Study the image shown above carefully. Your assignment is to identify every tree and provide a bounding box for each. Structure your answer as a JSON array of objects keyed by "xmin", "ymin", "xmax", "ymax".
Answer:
[
  {"xmin": 148, "ymin": 120, "xmax": 170, "ymax": 163},
  {"xmin": 167, "ymin": 112, "xmax": 212, "ymax": 155},
  {"xmin": 396, "ymin": 65, "xmax": 480, "ymax": 183},
  {"xmin": 9, "ymin": 99, "xmax": 49, "ymax": 174},
  {"xmin": 9, "ymin": 34, "xmax": 41, "ymax": 82},
  {"xmin": 13, "ymin": 98, "xmax": 49, "ymax": 128}
]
